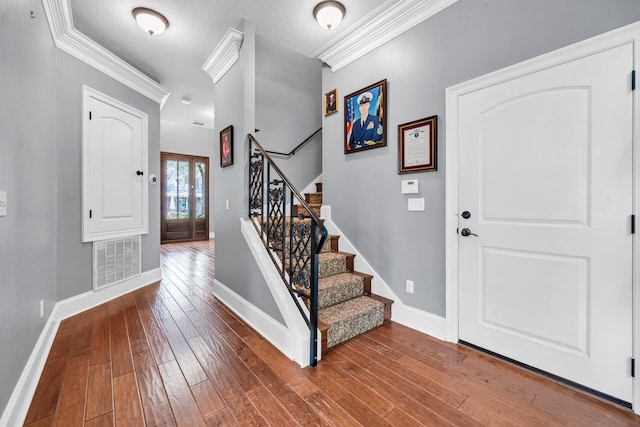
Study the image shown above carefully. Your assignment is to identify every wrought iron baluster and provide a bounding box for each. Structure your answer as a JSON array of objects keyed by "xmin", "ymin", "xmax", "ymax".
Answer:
[{"xmin": 247, "ymin": 134, "xmax": 327, "ymax": 367}]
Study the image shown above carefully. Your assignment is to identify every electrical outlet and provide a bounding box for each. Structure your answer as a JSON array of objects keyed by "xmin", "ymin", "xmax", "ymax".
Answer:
[
  {"xmin": 40, "ymin": 300, "xmax": 44, "ymax": 318},
  {"xmin": 406, "ymin": 280, "xmax": 414, "ymax": 294}
]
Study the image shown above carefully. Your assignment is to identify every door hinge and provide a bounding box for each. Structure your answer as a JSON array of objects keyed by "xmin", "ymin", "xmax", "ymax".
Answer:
[
  {"xmin": 633, "ymin": 70, "xmax": 636, "ymax": 91},
  {"xmin": 632, "ymin": 214, "xmax": 636, "ymax": 234},
  {"xmin": 89, "ymin": 111, "xmax": 92, "ymax": 120},
  {"xmin": 632, "ymin": 358, "xmax": 635, "ymax": 378},
  {"xmin": 89, "ymin": 209, "xmax": 92, "ymax": 219}
]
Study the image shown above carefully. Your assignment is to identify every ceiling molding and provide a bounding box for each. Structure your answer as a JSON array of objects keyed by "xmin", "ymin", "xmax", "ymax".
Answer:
[
  {"xmin": 202, "ymin": 28, "xmax": 244, "ymax": 85},
  {"xmin": 41, "ymin": 0, "xmax": 171, "ymax": 107},
  {"xmin": 313, "ymin": 0, "xmax": 458, "ymax": 72}
]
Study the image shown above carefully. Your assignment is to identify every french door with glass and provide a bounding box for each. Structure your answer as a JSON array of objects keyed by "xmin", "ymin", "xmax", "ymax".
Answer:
[{"xmin": 161, "ymin": 153, "xmax": 209, "ymax": 242}]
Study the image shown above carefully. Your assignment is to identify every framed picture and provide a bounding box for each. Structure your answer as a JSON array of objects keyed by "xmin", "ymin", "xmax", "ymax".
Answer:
[
  {"xmin": 344, "ymin": 79, "xmax": 387, "ymax": 154},
  {"xmin": 324, "ymin": 88, "xmax": 338, "ymax": 116},
  {"xmin": 220, "ymin": 125, "xmax": 233, "ymax": 167},
  {"xmin": 398, "ymin": 115, "xmax": 437, "ymax": 174}
]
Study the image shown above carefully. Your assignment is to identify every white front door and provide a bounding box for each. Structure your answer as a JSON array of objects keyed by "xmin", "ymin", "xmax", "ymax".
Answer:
[{"xmin": 457, "ymin": 43, "xmax": 634, "ymax": 402}]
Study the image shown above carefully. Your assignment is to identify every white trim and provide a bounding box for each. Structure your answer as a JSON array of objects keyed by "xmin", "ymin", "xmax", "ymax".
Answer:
[
  {"xmin": 0, "ymin": 318, "xmax": 58, "ymax": 427},
  {"xmin": 82, "ymin": 86, "xmax": 149, "ymax": 242},
  {"xmin": 41, "ymin": 0, "xmax": 170, "ymax": 107},
  {"xmin": 209, "ymin": 232, "xmax": 215, "ymax": 239},
  {"xmin": 313, "ymin": 0, "xmax": 457, "ymax": 72},
  {"xmin": 445, "ymin": 20, "xmax": 640, "ymax": 412},
  {"xmin": 54, "ymin": 268, "xmax": 162, "ymax": 321},
  {"xmin": 0, "ymin": 267, "xmax": 162, "ymax": 427},
  {"xmin": 321, "ymin": 206, "xmax": 446, "ymax": 339},
  {"xmin": 238, "ymin": 218, "xmax": 313, "ymax": 366},
  {"xmin": 202, "ymin": 28, "xmax": 244, "ymax": 85}
]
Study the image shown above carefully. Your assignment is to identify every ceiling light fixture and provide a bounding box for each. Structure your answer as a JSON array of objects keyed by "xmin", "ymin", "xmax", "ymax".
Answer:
[
  {"xmin": 132, "ymin": 7, "xmax": 169, "ymax": 36},
  {"xmin": 313, "ymin": 1, "xmax": 346, "ymax": 30}
]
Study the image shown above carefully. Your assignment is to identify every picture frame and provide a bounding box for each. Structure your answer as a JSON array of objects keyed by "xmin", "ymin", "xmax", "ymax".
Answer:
[
  {"xmin": 398, "ymin": 115, "xmax": 437, "ymax": 174},
  {"xmin": 220, "ymin": 125, "xmax": 233, "ymax": 167},
  {"xmin": 344, "ymin": 79, "xmax": 387, "ymax": 154},
  {"xmin": 324, "ymin": 88, "xmax": 338, "ymax": 116}
]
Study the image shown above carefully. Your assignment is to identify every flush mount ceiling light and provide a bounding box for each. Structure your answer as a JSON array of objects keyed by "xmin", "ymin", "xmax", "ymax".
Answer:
[
  {"xmin": 313, "ymin": 1, "xmax": 346, "ymax": 30},
  {"xmin": 132, "ymin": 7, "xmax": 169, "ymax": 36}
]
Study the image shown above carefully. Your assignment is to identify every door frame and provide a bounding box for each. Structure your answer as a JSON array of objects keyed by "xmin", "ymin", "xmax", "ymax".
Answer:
[
  {"xmin": 160, "ymin": 152, "xmax": 210, "ymax": 242},
  {"xmin": 445, "ymin": 21, "xmax": 640, "ymax": 412}
]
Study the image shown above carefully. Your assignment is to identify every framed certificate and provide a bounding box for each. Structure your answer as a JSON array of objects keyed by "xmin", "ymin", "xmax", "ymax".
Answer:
[{"xmin": 398, "ymin": 115, "xmax": 437, "ymax": 174}]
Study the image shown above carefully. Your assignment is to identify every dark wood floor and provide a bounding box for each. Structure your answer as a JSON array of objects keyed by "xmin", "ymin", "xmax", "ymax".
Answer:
[{"xmin": 23, "ymin": 239, "xmax": 640, "ymax": 426}]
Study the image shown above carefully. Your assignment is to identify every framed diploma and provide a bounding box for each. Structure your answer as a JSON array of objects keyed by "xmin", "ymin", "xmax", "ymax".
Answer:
[{"xmin": 398, "ymin": 115, "xmax": 437, "ymax": 174}]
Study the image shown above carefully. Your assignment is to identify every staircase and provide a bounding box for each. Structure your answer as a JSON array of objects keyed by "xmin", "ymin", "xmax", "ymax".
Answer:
[{"xmin": 295, "ymin": 183, "xmax": 393, "ymax": 353}]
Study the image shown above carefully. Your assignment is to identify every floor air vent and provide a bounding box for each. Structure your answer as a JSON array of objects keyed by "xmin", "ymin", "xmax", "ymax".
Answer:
[{"xmin": 93, "ymin": 236, "xmax": 141, "ymax": 291}]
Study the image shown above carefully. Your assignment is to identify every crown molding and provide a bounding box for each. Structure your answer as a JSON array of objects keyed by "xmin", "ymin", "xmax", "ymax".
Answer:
[
  {"xmin": 313, "ymin": 0, "xmax": 458, "ymax": 72},
  {"xmin": 41, "ymin": 0, "xmax": 171, "ymax": 107},
  {"xmin": 202, "ymin": 28, "xmax": 244, "ymax": 84}
]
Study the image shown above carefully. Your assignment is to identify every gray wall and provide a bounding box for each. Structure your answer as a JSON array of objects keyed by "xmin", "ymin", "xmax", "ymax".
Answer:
[
  {"xmin": 255, "ymin": 35, "xmax": 322, "ymax": 190},
  {"xmin": 56, "ymin": 51, "xmax": 161, "ymax": 300},
  {"xmin": 322, "ymin": 0, "xmax": 640, "ymax": 317},
  {"xmin": 161, "ymin": 121, "xmax": 216, "ymax": 233},
  {"xmin": 0, "ymin": 0, "xmax": 161, "ymax": 415},
  {"xmin": 213, "ymin": 21, "xmax": 285, "ymax": 324},
  {"xmin": 0, "ymin": 0, "xmax": 58, "ymax": 413}
]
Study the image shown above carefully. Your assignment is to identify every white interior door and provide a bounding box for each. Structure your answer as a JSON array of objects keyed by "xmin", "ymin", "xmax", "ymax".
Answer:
[
  {"xmin": 457, "ymin": 43, "xmax": 634, "ymax": 402},
  {"xmin": 82, "ymin": 86, "xmax": 148, "ymax": 242}
]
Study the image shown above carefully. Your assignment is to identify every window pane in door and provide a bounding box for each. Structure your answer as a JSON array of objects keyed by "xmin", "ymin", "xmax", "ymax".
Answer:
[
  {"xmin": 177, "ymin": 161, "xmax": 190, "ymax": 219},
  {"xmin": 166, "ymin": 160, "xmax": 177, "ymax": 220},
  {"xmin": 195, "ymin": 162, "xmax": 206, "ymax": 218}
]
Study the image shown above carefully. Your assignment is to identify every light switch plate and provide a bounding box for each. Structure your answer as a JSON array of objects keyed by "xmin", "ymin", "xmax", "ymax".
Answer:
[
  {"xmin": 0, "ymin": 191, "xmax": 6, "ymax": 216},
  {"xmin": 408, "ymin": 197, "xmax": 425, "ymax": 211},
  {"xmin": 401, "ymin": 179, "xmax": 419, "ymax": 194}
]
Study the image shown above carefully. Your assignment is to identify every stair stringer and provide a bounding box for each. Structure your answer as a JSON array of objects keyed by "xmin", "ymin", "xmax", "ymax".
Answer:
[
  {"xmin": 320, "ymin": 205, "xmax": 447, "ymax": 340},
  {"xmin": 236, "ymin": 218, "xmax": 321, "ymax": 368}
]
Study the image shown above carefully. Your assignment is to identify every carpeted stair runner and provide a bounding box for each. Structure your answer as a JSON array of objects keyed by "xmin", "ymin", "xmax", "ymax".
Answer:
[{"xmin": 293, "ymin": 182, "xmax": 392, "ymax": 351}]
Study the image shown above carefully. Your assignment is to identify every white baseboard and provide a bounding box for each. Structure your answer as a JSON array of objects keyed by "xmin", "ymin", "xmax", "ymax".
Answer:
[
  {"xmin": 321, "ymin": 205, "xmax": 446, "ymax": 340},
  {"xmin": 209, "ymin": 232, "xmax": 215, "ymax": 239},
  {"xmin": 212, "ymin": 277, "xmax": 310, "ymax": 365},
  {"xmin": 53, "ymin": 268, "xmax": 162, "ymax": 321},
  {"xmin": 0, "ymin": 316, "xmax": 59, "ymax": 427},
  {"xmin": 0, "ymin": 267, "xmax": 162, "ymax": 427}
]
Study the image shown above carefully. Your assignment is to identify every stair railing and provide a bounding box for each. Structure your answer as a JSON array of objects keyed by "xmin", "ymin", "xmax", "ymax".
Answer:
[
  {"xmin": 264, "ymin": 127, "xmax": 322, "ymax": 157},
  {"xmin": 248, "ymin": 134, "xmax": 327, "ymax": 367}
]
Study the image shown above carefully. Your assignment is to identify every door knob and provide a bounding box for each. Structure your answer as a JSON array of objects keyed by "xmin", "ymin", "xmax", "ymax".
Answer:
[
  {"xmin": 460, "ymin": 228, "xmax": 478, "ymax": 237},
  {"xmin": 461, "ymin": 211, "xmax": 471, "ymax": 219}
]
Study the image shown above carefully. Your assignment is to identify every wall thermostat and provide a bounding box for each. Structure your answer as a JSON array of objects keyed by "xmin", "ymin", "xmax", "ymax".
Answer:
[{"xmin": 149, "ymin": 174, "xmax": 158, "ymax": 184}]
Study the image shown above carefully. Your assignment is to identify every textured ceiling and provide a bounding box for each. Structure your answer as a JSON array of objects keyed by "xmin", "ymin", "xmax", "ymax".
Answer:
[{"xmin": 69, "ymin": 0, "xmax": 387, "ymax": 129}]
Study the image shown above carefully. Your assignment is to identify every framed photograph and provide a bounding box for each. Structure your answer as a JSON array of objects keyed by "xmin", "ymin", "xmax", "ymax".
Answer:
[
  {"xmin": 344, "ymin": 79, "xmax": 387, "ymax": 154},
  {"xmin": 324, "ymin": 88, "xmax": 338, "ymax": 116},
  {"xmin": 398, "ymin": 115, "xmax": 437, "ymax": 174},
  {"xmin": 220, "ymin": 125, "xmax": 233, "ymax": 167}
]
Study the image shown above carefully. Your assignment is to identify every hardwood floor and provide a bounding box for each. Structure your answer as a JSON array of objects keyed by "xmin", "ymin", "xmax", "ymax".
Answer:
[{"xmin": 24, "ymin": 239, "xmax": 640, "ymax": 426}]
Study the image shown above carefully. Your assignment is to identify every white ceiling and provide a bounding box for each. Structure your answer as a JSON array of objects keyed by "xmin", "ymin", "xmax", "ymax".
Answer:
[{"xmin": 69, "ymin": 0, "xmax": 387, "ymax": 130}]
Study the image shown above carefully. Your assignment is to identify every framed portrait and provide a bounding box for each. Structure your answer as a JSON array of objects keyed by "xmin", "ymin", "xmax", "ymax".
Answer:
[
  {"xmin": 344, "ymin": 79, "xmax": 387, "ymax": 154},
  {"xmin": 398, "ymin": 115, "xmax": 437, "ymax": 174},
  {"xmin": 220, "ymin": 125, "xmax": 233, "ymax": 167},
  {"xmin": 324, "ymin": 88, "xmax": 338, "ymax": 116}
]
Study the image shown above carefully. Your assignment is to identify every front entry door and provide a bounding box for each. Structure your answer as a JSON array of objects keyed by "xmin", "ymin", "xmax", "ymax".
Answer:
[
  {"xmin": 161, "ymin": 153, "xmax": 209, "ymax": 242},
  {"xmin": 458, "ymin": 43, "xmax": 634, "ymax": 402}
]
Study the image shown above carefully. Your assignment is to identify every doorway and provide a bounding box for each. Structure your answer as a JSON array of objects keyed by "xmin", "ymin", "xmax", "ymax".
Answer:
[
  {"xmin": 161, "ymin": 152, "xmax": 209, "ymax": 242},
  {"xmin": 445, "ymin": 24, "xmax": 639, "ymax": 406}
]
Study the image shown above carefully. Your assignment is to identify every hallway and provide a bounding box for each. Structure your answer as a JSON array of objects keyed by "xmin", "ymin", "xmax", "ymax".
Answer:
[{"xmin": 23, "ymin": 240, "xmax": 640, "ymax": 426}]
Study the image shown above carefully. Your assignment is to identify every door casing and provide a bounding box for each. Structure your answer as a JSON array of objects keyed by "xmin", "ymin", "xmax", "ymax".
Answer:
[{"xmin": 445, "ymin": 21, "xmax": 640, "ymax": 412}]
